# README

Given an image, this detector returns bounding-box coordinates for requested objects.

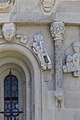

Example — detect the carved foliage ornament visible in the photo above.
[0,0,15,10]
[51,22,65,40]
[63,41,80,77]
[32,33,52,70]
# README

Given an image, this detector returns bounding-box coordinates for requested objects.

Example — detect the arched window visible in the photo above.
[4,75,19,120]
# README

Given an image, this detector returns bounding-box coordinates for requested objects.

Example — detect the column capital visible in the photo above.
[50,21,65,41]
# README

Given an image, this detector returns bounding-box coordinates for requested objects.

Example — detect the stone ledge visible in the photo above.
[0,12,55,23]
[56,12,80,25]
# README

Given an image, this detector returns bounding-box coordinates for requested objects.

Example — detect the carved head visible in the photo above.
[2,23,16,41]
[0,0,15,11]
[33,33,43,42]
[72,42,80,53]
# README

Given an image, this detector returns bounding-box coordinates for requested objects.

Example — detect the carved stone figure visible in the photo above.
[0,0,15,10]
[2,23,16,41]
[41,0,55,12]
[32,33,52,70]
[16,34,28,44]
[63,41,80,76]
[63,55,74,72]
[1,23,28,44]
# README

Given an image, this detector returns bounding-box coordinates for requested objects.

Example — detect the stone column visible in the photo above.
[50,22,65,104]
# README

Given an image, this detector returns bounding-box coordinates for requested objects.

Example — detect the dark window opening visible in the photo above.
[4,75,19,120]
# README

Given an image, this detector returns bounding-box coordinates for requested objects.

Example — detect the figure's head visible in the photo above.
[33,33,43,42]
[72,42,80,53]
[2,23,16,41]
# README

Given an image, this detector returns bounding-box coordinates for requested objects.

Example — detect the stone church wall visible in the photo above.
[0,0,80,120]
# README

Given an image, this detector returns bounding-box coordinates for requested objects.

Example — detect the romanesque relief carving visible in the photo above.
[32,33,52,70]
[54,88,63,105]
[16,34,28,44]
[51,22,65,105]
[41,0,55,12]
[2,23,16,42]
[63,41,80,77]
[1,23,28,44]
[0,0,15,11]
[51,22,65,41]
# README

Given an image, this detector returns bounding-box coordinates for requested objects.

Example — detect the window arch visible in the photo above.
[4,75,19,120]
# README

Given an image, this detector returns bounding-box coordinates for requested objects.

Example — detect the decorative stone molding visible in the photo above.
[0,0,15,11]
[41,0,55,13]
[50,22,65,104]
[54,88,63,101]
[63,41,80,77]
[32,33,52,70]
[2,23,16,42]
[1,23,28,45]
[16,34,28,44]
[51,22,65,41]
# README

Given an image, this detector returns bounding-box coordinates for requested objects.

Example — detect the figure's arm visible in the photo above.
[32,43,38,54]
[33,47,38,54]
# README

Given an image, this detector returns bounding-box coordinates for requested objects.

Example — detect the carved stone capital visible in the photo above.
[51,22,65,41]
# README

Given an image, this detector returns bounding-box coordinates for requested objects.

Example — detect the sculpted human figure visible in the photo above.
[1,23,28,44]
[32,33,52,70]
[63,55,74,72]
[2,23,16,41]
[72,42,80,69]
[63,41,80,76]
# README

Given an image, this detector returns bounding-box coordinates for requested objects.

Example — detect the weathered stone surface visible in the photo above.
[56,109,80,120]
[0,1,80,120]
[63,41,80,77]
[51,22,65,102]
[2,23,16,41]
[32,33,52,70]
[41,0,55,13]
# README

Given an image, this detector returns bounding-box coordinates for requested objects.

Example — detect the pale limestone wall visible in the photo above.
[0,0,80,120]
[55,1,80,119]
[58,25,80,120]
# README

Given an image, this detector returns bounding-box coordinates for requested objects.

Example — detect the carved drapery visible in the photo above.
[51,22,65,103]
[32,33,52,70]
